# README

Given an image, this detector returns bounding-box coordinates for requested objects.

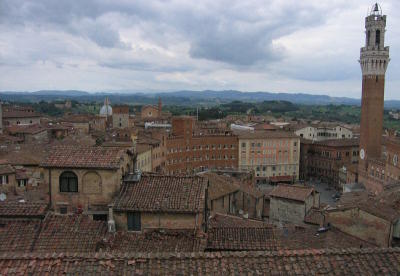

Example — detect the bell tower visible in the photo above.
[359,3,389,166]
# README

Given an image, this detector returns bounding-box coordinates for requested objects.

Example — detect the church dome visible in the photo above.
[99,97,112,116]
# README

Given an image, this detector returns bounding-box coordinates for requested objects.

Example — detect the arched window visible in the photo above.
[367,30,370,46]
[59,171,78,192]
[375,30,380,46]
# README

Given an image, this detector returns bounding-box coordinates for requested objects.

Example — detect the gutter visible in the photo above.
[48,168,52,208]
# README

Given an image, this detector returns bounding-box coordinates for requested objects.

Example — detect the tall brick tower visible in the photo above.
[359,3,389,168]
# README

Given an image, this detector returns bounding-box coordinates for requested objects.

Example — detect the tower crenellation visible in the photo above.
[360,3,390,76]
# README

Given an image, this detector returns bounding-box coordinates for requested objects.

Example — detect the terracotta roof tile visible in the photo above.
[0,202,48,218]
[0,219,41,253]
[2,106,41,119]
[209,213,272,228]
[33,214,107,253]
[40,146,127,169]
[5,124,47,135]
[113,174,206,213]
[0,248,398,274]
[0,164,15,175]
[202,172,263,199]
[269,184,315,202]
[207,226,373,251]
[104,230,206,253]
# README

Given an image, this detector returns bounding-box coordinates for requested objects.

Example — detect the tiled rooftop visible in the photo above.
[5,124,47,135]
[40,146,127,169]
[0,248,398,275]
[0,164,15,175]
[207,225,373,251]
[33,214,107,253]
[2,106,41,119]
[202,172,263,200]
[113,174,206,213]
[0,202,48,218]
[209,213,272,228]
[335,188,400,222]
[269,184,315,202]
[0,219,40,253]
[104,230,206,253]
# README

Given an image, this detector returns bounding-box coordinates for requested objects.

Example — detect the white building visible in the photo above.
[295,125,353,141]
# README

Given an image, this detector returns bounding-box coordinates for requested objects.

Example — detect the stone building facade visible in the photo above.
[112,174,206,232]
[203,172,263,219]
[237,130,300,184]
[300,138,359,188]
[269,185,320,225]
[295,125,353,141]
[2,106,41,126]
[136,144,152,172]
[41,146,133,218]
[112,105,130,129]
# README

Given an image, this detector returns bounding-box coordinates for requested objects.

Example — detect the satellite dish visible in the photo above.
[0,193,6,201]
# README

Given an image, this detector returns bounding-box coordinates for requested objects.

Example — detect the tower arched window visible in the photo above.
[59,171,78,192]
[375,30,381,46]
[367,30,370,46]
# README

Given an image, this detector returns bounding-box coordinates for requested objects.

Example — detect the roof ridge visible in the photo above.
[1,247,399,260]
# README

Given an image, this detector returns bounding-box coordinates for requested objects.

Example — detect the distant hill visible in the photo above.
[1,89,400,109]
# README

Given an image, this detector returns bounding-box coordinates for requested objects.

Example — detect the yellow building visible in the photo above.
[136,144,152,172]
[41,145,134,219]
[236,130,300,185]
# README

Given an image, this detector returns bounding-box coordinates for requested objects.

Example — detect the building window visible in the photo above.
[0,175,9,185]
[375,30,380,46]
[93,214,108,221]
[59,206,68,214]
[18,179,27,187]
[59,171,78,192]
[127,212,141,231]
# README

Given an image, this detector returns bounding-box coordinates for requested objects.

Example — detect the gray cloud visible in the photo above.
[0,1,399,98]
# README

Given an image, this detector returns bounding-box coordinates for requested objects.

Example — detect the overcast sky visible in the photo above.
[0,1,399,99]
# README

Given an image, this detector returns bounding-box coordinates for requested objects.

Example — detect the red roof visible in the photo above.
[113,174,206,213]
[207,226,372,251]
[0,220,41,253]
[105,230,205,253]
[269,184,315,202]
[209,213,272,228]
[5,124,46,135]
[0,202,48,218]
[2,106,41,119]
[41,146,127,169]
[33,213,107,253]
[0,248,397,274]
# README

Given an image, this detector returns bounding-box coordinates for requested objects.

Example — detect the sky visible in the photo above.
[0,0,399,99]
